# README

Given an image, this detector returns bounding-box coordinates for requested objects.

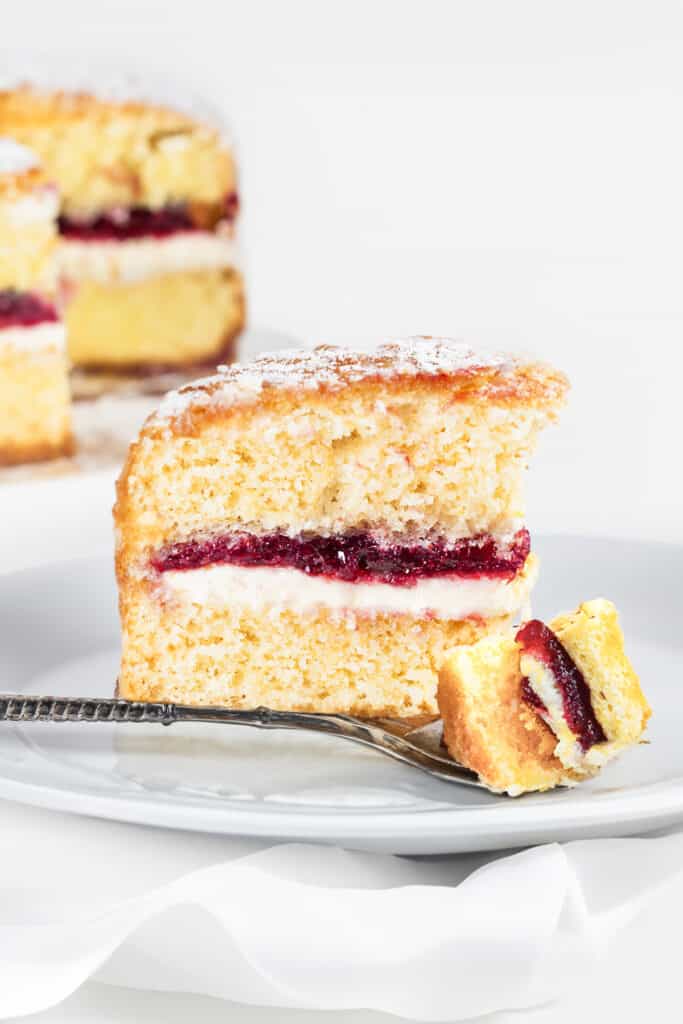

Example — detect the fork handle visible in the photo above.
[0,694,178,725]
[0,693,483,787]
[0,694,351,733]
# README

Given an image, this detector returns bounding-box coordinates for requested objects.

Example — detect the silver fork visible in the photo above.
[0,693,485,789]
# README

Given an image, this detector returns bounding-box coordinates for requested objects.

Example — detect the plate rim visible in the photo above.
[0,764,680,853]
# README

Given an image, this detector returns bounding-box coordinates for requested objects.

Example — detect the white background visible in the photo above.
[1,3,682,1023]
[4,0,682,543]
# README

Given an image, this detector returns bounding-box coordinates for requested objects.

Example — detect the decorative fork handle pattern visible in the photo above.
[0,695,441,762]
[0,695,314,729]
[0,695,397,740]
[0,695,178,725]
[0,693,483,787]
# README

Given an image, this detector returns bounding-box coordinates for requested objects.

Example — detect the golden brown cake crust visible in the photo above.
[144,339,569,440]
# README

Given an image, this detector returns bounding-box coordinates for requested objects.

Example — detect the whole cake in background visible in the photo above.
[115,337,567,717]
[0,138,72,465]
[0,86,244,378]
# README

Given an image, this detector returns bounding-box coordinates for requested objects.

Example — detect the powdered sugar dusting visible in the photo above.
[0,137,39,175]
[152,337,519,425]
[382,337,510,376]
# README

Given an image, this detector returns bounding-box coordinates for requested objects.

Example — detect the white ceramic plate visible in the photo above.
[0,535,679,854]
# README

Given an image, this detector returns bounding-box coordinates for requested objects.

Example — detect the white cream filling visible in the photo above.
[0,320,65,352]
[161,557,537,621]
[520,650,632,776]
[57,230,240,285]
[519,655,587,771]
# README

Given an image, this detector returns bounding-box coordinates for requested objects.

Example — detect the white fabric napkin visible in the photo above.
[1,802,683,1022]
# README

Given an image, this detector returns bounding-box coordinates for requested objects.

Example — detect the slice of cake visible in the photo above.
[115,338,567,717]
[0,138,72,465]
[0,86,244,375]
[438,599,650,794]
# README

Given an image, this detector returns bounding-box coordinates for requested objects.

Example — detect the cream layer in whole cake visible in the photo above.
[160,553,538,620]
[0,319,65,351]
[58,230,239,285]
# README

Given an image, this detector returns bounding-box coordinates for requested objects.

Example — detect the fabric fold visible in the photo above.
[1,835,683,1021]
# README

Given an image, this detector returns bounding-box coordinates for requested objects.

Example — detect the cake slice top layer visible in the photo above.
[152,338,568,429]
[0,87,236,218]
[116,338,568,566]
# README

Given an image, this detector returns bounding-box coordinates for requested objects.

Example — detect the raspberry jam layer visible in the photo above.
[59,205,195,241]
[58,192,239,242]
[0,290,59,328]
[517,619,606,751]
[153,528,530,586]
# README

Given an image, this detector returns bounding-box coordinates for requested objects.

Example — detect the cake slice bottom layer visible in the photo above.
[118,580,516,717]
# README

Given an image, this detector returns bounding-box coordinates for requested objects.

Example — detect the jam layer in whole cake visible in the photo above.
[58,192,239,241]
[516,619,607,751]
[0,290,59,328]
[153,528,531,585]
